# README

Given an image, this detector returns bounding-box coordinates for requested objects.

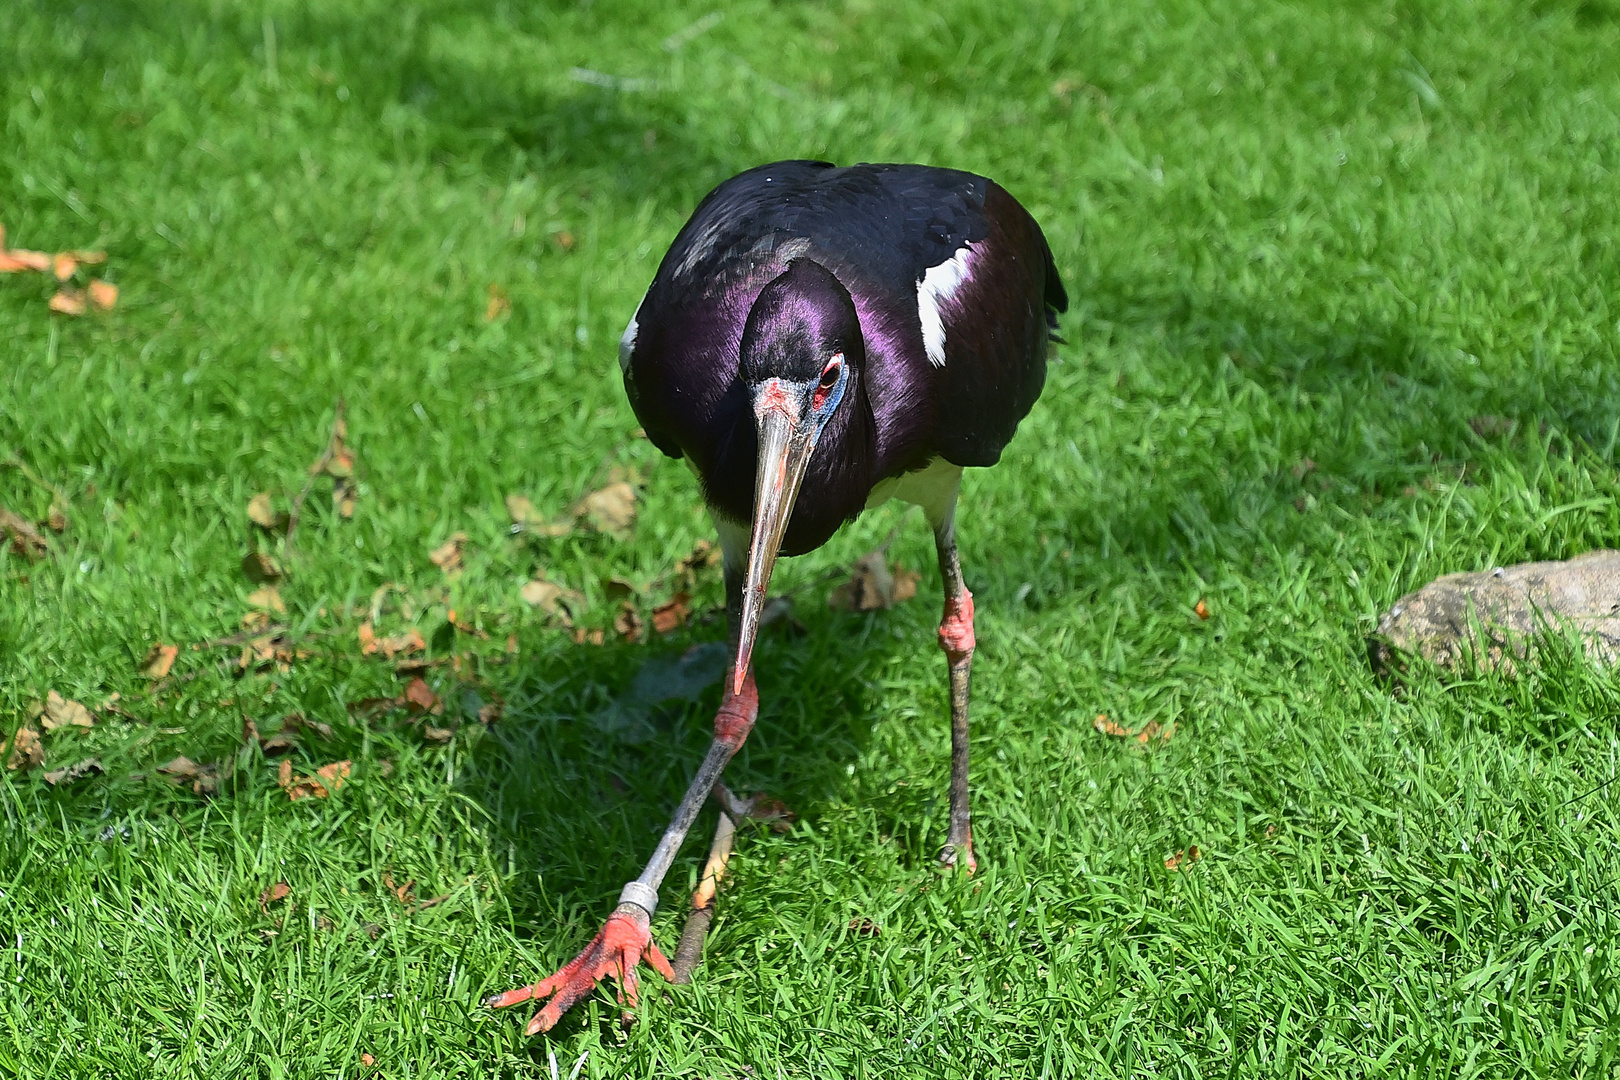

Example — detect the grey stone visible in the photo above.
[1370,550,1620,674]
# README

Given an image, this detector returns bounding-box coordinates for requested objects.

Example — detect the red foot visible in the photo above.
[714,670,758,747]
[485,904,674,1035]
[938,589,976,663]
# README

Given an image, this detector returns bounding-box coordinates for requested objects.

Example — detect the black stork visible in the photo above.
[488,160,1066,1034]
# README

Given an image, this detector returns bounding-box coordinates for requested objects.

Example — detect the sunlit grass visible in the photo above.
[3,0,1620,1075]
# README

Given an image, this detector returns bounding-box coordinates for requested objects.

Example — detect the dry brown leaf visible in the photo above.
[1092,714,1173,744]
[361,1053,376,1068]
[553,229,576,251]
[279,759,351,801]
[1165,846,1202,871]
[286,712,334,740]
[43,757,103,786]
[505,494,539,527]
[828,549,918,611]
[87,278,117,310]
[478,701,503,725]
[142,643,179,679]
[675,539,722,585]
[519,578,561,608]
[42,691,95,731]
[0,246,51,273]
[571,627,606,646]
[242,551,283,583]
[446,608,488,638]
[484,283,510,321]
[0,506,48,560]
[579,482,636,538]
[259,881,292,911]
[240,610,274,633]
[1194,599,1210,620]
[614,601,644,643]
[6,727,43,770]
[247,586,287,614]
[158,755,227,796]
[428,532,466,575]
[48,289,87,316]
[247,492,282,530]
[332,476,356,518]
[53,252,77,280]
[46,498,68,533]
[847,917,881,937]
[422,725,455,744]
[403,677,442,715]
[363,625,426,659]
[651,592,691,634]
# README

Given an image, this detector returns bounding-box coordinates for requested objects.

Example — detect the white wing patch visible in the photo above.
[916,245,974,367]
[618,297,645,374]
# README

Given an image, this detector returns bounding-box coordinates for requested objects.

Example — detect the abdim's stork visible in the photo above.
[489,160,1066,1033]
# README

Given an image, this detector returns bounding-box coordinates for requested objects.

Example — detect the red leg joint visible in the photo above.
[938,589,976,664]
[714,670,759,747]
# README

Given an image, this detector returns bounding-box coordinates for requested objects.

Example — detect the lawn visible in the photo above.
[4,0,1620,1075]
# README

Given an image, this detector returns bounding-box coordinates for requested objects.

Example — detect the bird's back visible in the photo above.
[624,162,1067,519]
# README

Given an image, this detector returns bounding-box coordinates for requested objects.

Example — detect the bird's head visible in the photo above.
[731,258,862,693]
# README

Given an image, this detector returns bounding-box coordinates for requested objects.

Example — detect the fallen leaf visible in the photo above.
[46,497,69,533]
[43,757,104,786]
[651,592,691,634]
[447,608,488,638]
[286,712,334,740]
[847,917,881,937]
[828,549,918,611]
[383,871,416,906]
[614,601,644,643]
[1165,846,1202,871]
[41,691,95,731]
[359,622,425,659]
[158,755,227,796]
[1291,458,1317,480]
[332,476,356,518]
[403,677,442,715]
[247,492,284,531]
[579,482,636,538]
[259,881,292,911]
[53,252,77,280]
[477,701,503,725]
[519,578,575,624]
[428,532,466,575]
[240,610,274,632]
[484,283,510,321]
[1194,599,1210,619]
[242,551,283,583]
[87,278,117,310]
[6,728,43,770]
[347,695,403,718]
[142,643,179,679]
[505,494,539,527]
[675,539,722,586]
[1092,714,1173,744]
[247,586,287,613]
[422,725,454,744]
[0,506,48,560]
[361,1053,375,1067]
[553,229,576,251]
[571,627,606,646]
[278,759,351,801]
[48,289,87,316]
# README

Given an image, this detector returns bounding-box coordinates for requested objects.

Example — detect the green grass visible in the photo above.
[4,0,1620,1075]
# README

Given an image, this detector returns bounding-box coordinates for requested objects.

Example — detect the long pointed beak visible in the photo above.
[733,380,816,695]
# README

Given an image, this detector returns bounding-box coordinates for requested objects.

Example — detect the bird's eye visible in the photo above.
[813,357,842,412]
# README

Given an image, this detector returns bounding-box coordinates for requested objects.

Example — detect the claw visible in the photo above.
[486,903,674,1035]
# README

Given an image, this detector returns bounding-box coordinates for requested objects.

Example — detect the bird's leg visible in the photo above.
[935,518,977,874]
[488,554,757,1034]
